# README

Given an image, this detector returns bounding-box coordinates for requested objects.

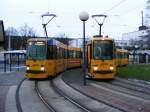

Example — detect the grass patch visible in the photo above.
[116,64,150,81]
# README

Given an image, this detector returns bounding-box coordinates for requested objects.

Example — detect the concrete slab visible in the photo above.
[19,80,49,112]
[5,86,17,112]
[38,81,83,112]
[53,75,121,112]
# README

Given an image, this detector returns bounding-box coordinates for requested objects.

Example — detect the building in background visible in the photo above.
[121,26,150,50]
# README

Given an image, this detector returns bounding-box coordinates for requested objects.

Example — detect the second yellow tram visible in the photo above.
[86,35,128,79]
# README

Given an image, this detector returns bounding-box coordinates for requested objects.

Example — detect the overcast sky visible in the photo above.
[0,0,147,39]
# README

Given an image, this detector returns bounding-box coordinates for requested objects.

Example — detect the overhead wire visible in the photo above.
[115,2,145,17]
[103,0,127,14]
[102,0,145,29]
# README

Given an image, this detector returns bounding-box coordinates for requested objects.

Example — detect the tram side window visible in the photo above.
[67,49,69,58]
[68,50,71,58]
[53,46,57,59]
[57,47,63,59]
[125,53,128,58]
[64,49,67,59]
[57,47,60,59]
[73,51,76,58]
[123,53,125,59]
[76,51,80,58]
[60,48,63,59]
[116,52,119,59]
[62,48,64,58]
[69,50,74,58]
[47,45,53,59]
[119,53,121,59]
[114,49,116,59]
[63,48,67,59]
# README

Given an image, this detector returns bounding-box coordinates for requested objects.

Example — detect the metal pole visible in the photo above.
[43,24,48,38]
[4,53,6,72]
[99,24,102,36]
[9,53,11,71]
[17,53,19,71]
[8,35,11,50]
[83,21,86,86]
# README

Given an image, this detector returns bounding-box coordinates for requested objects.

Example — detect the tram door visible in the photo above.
[87,44,92,73]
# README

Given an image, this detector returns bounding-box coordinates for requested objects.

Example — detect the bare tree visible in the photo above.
[18,23,37,37]
[5,27,18,36]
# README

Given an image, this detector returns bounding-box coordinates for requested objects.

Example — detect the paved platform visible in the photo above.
[5,86,17,112]
[0,71,25,112]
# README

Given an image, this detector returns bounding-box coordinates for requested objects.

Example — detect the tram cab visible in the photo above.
[86,35,116,79]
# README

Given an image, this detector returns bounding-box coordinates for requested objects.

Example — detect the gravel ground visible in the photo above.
[0,70,25,112]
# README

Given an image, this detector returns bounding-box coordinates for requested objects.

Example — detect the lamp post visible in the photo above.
[41,12,56,38]
[133,45,139,64]
[79,11,89,86]
[92,14,107,36]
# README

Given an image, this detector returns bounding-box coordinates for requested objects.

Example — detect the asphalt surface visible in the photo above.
[62,68,92,86]
[62,68,84,85]
[0,68,25,112]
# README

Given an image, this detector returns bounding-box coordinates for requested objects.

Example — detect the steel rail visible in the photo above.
[110,80,150,95]
[35,81,57,112]
[51,81,91,112]
[16,78,26,112]
[62,75,125,112]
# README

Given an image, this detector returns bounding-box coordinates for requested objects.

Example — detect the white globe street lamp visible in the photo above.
[79,11,89,86]
[79,12,89,21]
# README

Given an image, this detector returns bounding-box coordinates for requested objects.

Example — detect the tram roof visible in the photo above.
[87,36,114,44]
[1,50,26,54]
[91,35,113,41]
[27,38,64,46]
[27,38,49,41]
[116,49,128,53]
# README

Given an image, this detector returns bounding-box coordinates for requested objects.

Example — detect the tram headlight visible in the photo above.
[40,66,45,71]
[26,66,30,70]
[109,66,114,70]
[93,66,98,71]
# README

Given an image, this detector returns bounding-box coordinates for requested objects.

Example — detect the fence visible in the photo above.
[129,53,150,64]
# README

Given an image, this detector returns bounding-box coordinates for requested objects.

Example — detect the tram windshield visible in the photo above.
[26,41,46,60]
[93,40,113,60]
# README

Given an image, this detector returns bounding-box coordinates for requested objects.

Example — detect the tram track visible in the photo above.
[57,74,122,112]
[16,78,26,112]
[15,69,150,112]
[66,80,150,112]
[110,77,150,95]
[87,79,150,112]
[93,81,150,100]
[15,79,52,112]
[62,78,125,112]
[51,80,91,112]
[35,81,56,112]
[35,80,90,112]
[62,69,150,112]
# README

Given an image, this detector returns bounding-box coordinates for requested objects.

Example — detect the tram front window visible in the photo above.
[26,41,46,60]
[94,40,113,60]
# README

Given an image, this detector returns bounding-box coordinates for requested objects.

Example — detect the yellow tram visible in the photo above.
[116,49,129,67]
[86,35,128,79]
[25,38,82,79]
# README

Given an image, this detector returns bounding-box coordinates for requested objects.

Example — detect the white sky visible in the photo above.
[0,0,146,39]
